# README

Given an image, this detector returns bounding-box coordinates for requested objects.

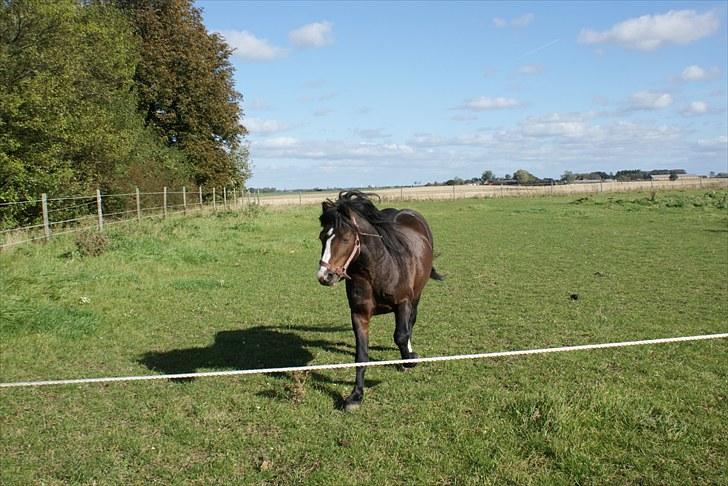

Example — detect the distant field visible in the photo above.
[1,189,727,484]
[257,178,728,206]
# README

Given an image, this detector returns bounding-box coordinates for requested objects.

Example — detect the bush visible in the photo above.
[75,230,109,257]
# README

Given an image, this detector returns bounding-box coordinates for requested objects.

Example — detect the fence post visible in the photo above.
[183,186,187,215]
[163,186,168,218]
[223,187,228,210]
[232,188,236,209]
[401,187,404,200]
[96,188,104,231]
[257,189,261,205]
[199,186,203,209]
[213,188,217,212]
[299,193,302,205]
[135,188,141,221]
[41,193,51,240]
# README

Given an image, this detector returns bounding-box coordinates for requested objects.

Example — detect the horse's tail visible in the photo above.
[430,267,445,282]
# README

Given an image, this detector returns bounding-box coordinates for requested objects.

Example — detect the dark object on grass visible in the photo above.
[316,191,443,411]
[570,293,579,301]
[75,230,109,257]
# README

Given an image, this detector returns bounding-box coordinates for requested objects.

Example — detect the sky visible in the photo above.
[198,1,728,190]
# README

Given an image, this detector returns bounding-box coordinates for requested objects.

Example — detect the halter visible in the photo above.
[319,215,381,280]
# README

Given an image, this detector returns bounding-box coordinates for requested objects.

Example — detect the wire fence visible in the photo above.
[2,178,726,249]
[1,186,262,249]
[255,178,728,206]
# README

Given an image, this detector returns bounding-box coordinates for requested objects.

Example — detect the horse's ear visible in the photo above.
[322,199,335,212]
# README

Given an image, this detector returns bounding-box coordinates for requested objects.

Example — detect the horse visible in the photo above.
[317,191,443,410]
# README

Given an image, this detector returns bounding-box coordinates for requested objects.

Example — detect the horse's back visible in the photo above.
[392,209,434,248]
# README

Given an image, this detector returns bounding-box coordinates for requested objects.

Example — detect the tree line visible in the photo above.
[427,168,696,187]
[1,0,249,226]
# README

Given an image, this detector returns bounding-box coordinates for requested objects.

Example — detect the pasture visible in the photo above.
[1,189,727,485]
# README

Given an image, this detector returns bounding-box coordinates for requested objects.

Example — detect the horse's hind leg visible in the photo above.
[394,300,419,368]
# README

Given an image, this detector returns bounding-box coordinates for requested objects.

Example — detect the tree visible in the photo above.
[513,169,538,185]
[561,171,576,183]
[118,0,249,188]
[0,0,187,226]
[481,170,495,183]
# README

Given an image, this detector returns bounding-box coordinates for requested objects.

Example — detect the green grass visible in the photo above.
[1,189,727,485]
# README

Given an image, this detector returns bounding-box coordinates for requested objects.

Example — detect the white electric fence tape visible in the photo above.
[1,333,726,389]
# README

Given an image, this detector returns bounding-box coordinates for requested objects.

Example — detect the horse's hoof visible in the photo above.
[402,353,419,368]
[343,394,362,412]
[344,400,361,412]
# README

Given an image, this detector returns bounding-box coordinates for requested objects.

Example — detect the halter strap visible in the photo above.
[319,215,381,279]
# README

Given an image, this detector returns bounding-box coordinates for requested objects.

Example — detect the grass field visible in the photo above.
[1,189,727,485]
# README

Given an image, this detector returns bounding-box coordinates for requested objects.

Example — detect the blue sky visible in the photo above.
[198,1,728,189]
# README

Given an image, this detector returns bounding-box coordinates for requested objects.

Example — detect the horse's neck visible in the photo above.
[355,222,399,282]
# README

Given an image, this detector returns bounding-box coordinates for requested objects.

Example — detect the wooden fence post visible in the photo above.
[213,188,217,212]
[135,188,141,221]
[41,193,51,240]
[183,186,187,215]
[257,189,261,205]
[232,188,237,209]
[223,187,228,210]
[199,186,203,209]
[96,189,104,231]
[163,186,168,218]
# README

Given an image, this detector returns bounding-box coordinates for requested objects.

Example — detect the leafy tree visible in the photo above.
[513,169,538,185]
[0,0,187,226]
[481,170,494,183]
[561,171,576,183]
[117,0,249,188]
[615,169,648,181]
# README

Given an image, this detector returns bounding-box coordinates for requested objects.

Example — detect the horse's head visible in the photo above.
[317,201,360,286]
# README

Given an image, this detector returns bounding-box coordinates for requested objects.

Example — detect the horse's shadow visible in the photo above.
[138,325,383,408]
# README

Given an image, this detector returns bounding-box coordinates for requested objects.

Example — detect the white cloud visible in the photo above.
[289,21,334,48]
[355,128,391,139]
[695,135,727,149]
[630,90,673,110]
[217,30,287,61]
[520,113,590,138]
[578,10,719,51]
[681,101,709,116]
[247,112,726,189]
[517,64,543,76]
[244,117,290,135]
[460,96,522,111]
[494,13,534,28]
[254,137,299,149]
[512,13,535,28]
[680,65,720,81]
[246,98,271,111]
[313,108,334,117]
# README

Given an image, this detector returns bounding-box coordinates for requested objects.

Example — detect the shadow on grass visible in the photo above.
[139,325,383,409]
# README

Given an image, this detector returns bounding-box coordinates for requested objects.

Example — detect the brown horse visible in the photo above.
[317,191,443,410]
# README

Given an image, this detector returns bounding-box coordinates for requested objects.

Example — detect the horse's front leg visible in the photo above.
[344,311,370,411]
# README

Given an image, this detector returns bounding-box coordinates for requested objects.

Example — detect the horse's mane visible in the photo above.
[320,191,410,264]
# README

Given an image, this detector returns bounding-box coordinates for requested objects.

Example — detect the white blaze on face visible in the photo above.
[317,228,335,279]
